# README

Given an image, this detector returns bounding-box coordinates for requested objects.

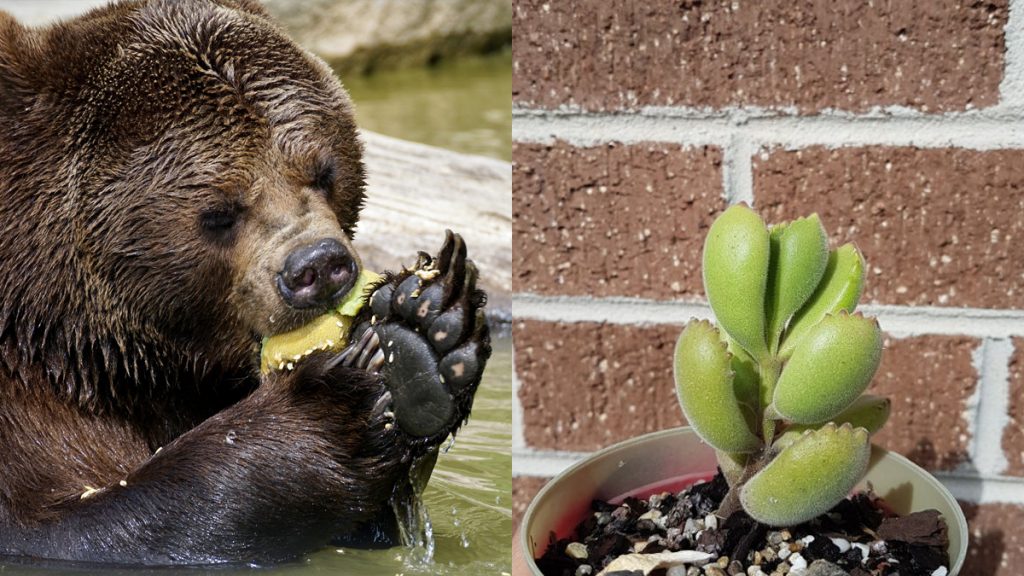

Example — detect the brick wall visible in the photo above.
[511,1,1024,573]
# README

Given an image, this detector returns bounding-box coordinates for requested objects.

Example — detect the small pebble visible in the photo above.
[727,560,744,575]
[805,560,848,576]
[574,565,593,576]
[850,543,869,563]
[747,566,762,576]
[638,509,662,521]
[667,566,687,576]
[648,493,666,508]
[717,555,730,568]
[789,552,808,572]
[778,546,791,560]
[829,538,851,553]
[798,535,815,546]
[687,568,702,576]
[780,530,792,541]
[704,566,727,576]
[565,542,588,560]
[931,568,948,576]
[704,513,719,530]
[768,531,785,546]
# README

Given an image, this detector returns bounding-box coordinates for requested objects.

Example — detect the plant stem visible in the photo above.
[758,356,781,443]
[716,450,769,520]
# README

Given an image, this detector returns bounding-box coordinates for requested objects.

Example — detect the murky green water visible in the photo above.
[339,52,512,162]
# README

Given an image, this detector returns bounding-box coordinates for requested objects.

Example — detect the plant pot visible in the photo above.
[513,426,968,576]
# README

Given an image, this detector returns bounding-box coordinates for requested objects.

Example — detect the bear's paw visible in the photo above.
[336,231,490,446]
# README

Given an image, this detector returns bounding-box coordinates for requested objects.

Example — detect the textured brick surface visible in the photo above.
[513,475,549,531]
[961,502,1024,575]
[515,320,685,451]
[513,141,723,299]
[757,147,1024,310]
[513,0,1007,112]
[870,335,979,471]
[1003,337,1024,476]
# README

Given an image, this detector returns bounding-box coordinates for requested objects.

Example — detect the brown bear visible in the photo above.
[0,0,489,565]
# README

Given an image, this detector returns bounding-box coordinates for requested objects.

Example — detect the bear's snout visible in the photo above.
[277,238,358,310]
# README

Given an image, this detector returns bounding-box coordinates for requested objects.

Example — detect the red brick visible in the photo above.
[515,320,686,451]
[871,335,979,471]
[1002,337,1024,475]
[513,475,550,531]
[756,147,1024,309]
[960,502,1024,575]
[513,0,1006,112]
[513,141,723,299]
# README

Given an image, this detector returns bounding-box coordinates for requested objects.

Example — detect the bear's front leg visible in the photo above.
[2,361,407,565]
[2,233,488,566]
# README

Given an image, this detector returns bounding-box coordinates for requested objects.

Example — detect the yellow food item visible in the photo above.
[260,270,382,373]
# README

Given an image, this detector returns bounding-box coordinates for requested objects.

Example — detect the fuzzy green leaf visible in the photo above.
[766,215,829,350]
[779,244,865,360]
[674,321,761,454]
[773,395,890,451]
[740,423,871,526]
[727,338,761,427]
[703,204,770,360]
[772,312,882,424]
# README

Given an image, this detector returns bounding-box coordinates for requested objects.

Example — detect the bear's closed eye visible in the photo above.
[199,208,240,236]
[312,157,337,194]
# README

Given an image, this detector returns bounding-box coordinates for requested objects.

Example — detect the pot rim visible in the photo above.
[519,426,968,575]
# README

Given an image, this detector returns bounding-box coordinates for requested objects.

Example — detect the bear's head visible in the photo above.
[0,0,369,407]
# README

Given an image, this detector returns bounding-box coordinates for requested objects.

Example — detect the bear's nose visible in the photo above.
[278,238,358,309]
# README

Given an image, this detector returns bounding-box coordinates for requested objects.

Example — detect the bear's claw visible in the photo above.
[347,231,490,446]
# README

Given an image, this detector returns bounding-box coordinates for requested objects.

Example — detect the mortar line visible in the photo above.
[971,338,1013,476]
[511,447,1024,505]
[1002,0,1024,108]
[512,356,526,450]
[964,340,989,476]
[513,293,1024,338]
[723,134,754,205]
[512,111,1024,150]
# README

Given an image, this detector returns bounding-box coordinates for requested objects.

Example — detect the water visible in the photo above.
[0,340,513,576]
[340,52,513,162]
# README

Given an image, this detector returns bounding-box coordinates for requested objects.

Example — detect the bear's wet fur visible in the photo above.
[0,0,486,565]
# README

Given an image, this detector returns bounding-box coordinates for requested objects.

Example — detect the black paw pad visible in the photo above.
[370,283,394,319]
[374,324,454,438]
[439,342,482,395]
[366,231,490,443]
[427,306,464,354]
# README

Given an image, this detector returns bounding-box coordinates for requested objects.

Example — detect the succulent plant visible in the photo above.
[674,204,887,526]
